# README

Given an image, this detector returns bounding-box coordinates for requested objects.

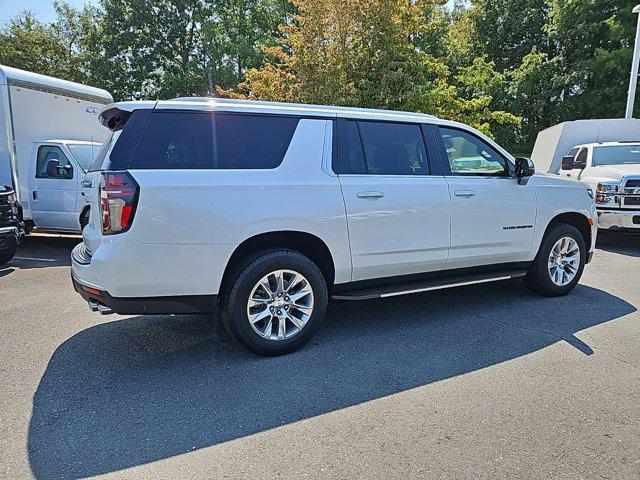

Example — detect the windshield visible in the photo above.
[67,143,102,172]
[592,145,640,166]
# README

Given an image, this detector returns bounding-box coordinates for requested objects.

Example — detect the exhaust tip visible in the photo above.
[88,299,113,315]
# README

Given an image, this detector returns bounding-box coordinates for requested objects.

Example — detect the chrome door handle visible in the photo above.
[357,191,385,199]
[454,190,476,198]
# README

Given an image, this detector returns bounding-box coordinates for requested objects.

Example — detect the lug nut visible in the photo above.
[277,310,282,315]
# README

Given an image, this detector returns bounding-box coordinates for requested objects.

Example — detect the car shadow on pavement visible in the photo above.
[4,234,80,271]
[596,232,639,258]
[28,281,635,479]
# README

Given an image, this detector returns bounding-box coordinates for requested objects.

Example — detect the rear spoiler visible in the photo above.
[98,101,157,131]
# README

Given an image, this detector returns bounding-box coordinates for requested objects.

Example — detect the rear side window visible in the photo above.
[358,121,429,175]
[128,112,299,170]
[335,119,431,175]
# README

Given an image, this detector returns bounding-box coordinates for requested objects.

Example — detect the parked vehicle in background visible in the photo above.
[560,142,640,232]
[0,185,23,265]
[531,118,640,174]
[0,65,113,234]
[72,98,597,356]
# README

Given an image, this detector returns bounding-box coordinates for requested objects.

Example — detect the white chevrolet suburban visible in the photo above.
[559,142,640,231]
[72,98,598,355]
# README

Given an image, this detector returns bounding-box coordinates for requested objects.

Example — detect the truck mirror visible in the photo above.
[46,159,61,177]
[561,155,575,170]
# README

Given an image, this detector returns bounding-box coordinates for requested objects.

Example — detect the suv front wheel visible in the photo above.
[524,223,586,296]
[220,249,329,356]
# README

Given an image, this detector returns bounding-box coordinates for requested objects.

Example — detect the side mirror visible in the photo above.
[45,159,72,178]
[561,155,575,170]
[515,157,535,183]
[46,159,61,177]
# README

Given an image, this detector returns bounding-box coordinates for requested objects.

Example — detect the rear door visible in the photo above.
[434,125,537,269]
[30,143,79,230]
[337,119,451,282]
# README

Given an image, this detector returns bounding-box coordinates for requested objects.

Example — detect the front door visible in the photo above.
[434,126,537,269]
[336,119,451,282]
[31,144,79,230]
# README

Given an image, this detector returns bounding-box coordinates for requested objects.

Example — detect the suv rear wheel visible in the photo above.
[220,249,328,356]
[524,224,586,296]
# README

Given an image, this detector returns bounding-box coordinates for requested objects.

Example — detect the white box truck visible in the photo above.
[531,118,640,174]
[531,118,640,232]
[0,65,113,233]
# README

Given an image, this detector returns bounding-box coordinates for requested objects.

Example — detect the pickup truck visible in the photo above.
[560,142,640,231]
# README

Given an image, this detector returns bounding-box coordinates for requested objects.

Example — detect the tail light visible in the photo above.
[100,172,139,235]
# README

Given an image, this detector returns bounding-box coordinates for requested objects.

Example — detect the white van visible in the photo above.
[0,65,113,233]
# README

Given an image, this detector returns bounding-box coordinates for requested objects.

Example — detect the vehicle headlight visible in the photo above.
[7,193,15,204]
[596,183,618,193]
[595,182,619,205]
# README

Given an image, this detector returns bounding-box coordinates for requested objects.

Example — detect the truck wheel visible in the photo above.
[524,224,586,297]
[0,247,17,266]
[220,249,328,356]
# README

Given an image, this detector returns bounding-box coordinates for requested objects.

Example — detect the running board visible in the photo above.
[332,270,527,301]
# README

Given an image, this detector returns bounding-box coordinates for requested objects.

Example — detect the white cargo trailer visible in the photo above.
[0,65,113,233]
[531,118,640,174]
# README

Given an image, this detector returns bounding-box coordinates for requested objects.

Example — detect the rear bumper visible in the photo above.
[72,272,217,315]
[597,209,640,231]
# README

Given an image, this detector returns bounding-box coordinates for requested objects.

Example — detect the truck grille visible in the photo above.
[0,192,14,225]
[621,177,640,209]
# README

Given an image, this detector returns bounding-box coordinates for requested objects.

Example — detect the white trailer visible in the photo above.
[531,118,640,174]
[0,65,112,232]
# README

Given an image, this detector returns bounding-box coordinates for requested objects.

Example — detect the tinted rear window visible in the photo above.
[128,112,299,170]
[358,121,429,175]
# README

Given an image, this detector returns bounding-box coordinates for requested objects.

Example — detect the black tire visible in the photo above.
[0,247,17,266]
[219,249,329,356]
[524,223,586,297]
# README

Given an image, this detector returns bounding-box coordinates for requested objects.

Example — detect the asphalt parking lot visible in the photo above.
[1,233,639,479]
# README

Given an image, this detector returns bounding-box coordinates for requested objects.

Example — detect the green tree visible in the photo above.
[547,0,640,120]
[93,0,288,100]
[0,2,103,87]
[226,0,518,136]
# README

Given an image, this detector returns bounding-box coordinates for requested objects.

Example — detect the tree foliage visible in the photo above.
[225,0,518,135]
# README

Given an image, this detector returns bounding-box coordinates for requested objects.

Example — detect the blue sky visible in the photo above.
[1,0,97,23]
[1,0,459,24]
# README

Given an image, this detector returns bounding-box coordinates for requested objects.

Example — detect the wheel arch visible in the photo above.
[220,230,336,293]
[544,212,592,251]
